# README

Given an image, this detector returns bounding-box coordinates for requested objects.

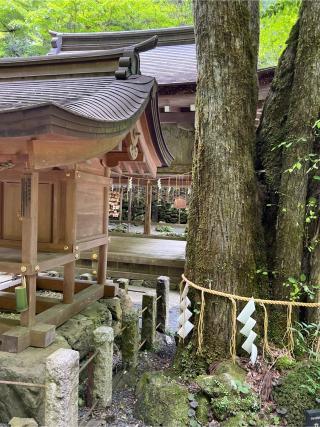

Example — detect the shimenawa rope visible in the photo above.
[181,274,320,360]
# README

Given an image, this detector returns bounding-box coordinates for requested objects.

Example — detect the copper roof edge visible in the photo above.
[0,36,158,66]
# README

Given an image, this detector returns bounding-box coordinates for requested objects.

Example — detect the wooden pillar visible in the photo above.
[20,171,39,327]
[119,186,123,224]
[97,168,110,285]
[144,182,152,236]
[63,176,77,304]
[127,187,132,233]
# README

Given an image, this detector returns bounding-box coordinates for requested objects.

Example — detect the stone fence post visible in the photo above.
[121,311,139,368]
[141,293,156,349]
[45,348,79,427]
[93,326,114,407]
[156,276,170,332]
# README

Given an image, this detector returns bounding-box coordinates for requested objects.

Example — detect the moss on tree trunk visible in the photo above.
[257,0,320,340]
[186,0,260,360]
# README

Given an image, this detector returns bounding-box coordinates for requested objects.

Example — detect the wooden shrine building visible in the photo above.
[0,36,173,352]
[49,26,275,175]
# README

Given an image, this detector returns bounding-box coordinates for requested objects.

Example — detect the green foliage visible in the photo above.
[275,355,297,371]
[283,274,320,301]
[155,224,175,233]
[0,0,193,57]
[292,321,320,359]
[259,0,300,68]
[0,0,300,69]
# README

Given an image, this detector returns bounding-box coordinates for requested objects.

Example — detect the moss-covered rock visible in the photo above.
[135,372,189,426]
[196,361,259,423]
[196,360,248,396]
[195,394,210,425]
[273,360,320,427]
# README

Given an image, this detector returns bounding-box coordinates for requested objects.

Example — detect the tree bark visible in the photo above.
[257,0,320,338]
[185,0,260,360]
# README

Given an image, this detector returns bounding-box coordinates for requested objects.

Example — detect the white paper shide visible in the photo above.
[178,284,194,339]
[237,298,258,364]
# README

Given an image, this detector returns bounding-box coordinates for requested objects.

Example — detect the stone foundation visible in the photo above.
[0,296,127,424]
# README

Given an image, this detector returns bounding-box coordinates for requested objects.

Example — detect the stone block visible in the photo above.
[141,294,156,349]
[30,323,55,348]
[121,311,139,369]
[9,418,38,427]
[93,326,114,407]
[100,297,122,321]
[156,276,170,332]
[45,348,79,427]
[115,278,129,292]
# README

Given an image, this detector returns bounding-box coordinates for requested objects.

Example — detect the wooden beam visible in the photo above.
[144,182,152,236]
[36,284,105,327]
[0,291,60,313]
[77,235,108,252]
[105,151,144,167]
[20,171,38,327]
[160,111,195,124]
[97,169,110,285]
[36,276,118,298]
[63,176,77,304]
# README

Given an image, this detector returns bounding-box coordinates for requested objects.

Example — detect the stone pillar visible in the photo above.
[156,276,170,333]
[116,278,129,293]
[93,326,114,407]
[121,311,139,368]
[141,294,156,349]
[45,348,79,427]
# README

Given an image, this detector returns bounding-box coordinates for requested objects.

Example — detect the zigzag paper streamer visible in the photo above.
[178,284,194,339]
[237,298,258,364]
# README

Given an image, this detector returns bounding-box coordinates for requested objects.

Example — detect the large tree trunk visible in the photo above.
[257,0,320,339]
[185,0,260,360]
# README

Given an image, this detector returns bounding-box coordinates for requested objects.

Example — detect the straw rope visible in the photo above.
[182,274,320,360]
[260,303,273,360]
[182,274,320,308]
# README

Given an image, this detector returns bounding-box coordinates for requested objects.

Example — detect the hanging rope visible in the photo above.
[260,302,273,360]
[197,290,205,354]
[229,297,237,363]
[182,274,320,361]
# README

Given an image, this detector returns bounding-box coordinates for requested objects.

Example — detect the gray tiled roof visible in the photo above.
[0,75,154,122]
[140,44,196,85]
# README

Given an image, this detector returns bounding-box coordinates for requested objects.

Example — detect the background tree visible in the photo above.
[257,0,320,338]
[0,0,193,57]
[0,0,299,61]
[185,0,261,361]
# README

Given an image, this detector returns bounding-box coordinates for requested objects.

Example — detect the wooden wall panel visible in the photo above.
[2,181,53,243]
[3,182,21,240]
[76,182,104,240]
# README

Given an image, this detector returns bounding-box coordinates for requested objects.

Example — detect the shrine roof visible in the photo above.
[49,26,275,86]
[0,37,173,167]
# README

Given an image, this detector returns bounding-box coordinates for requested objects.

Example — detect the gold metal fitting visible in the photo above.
[92,253,98,260]
[92,270,97,275]
[20,265,27,273]
[64,245,69,251]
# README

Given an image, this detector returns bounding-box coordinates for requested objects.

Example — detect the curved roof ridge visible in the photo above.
[50,26,195,53]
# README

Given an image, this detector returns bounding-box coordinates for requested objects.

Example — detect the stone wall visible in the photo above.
[0,294,128,424]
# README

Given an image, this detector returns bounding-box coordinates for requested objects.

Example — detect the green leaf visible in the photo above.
[300,273,306,282]
[288,277,297,284]
[313,176,320,180]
